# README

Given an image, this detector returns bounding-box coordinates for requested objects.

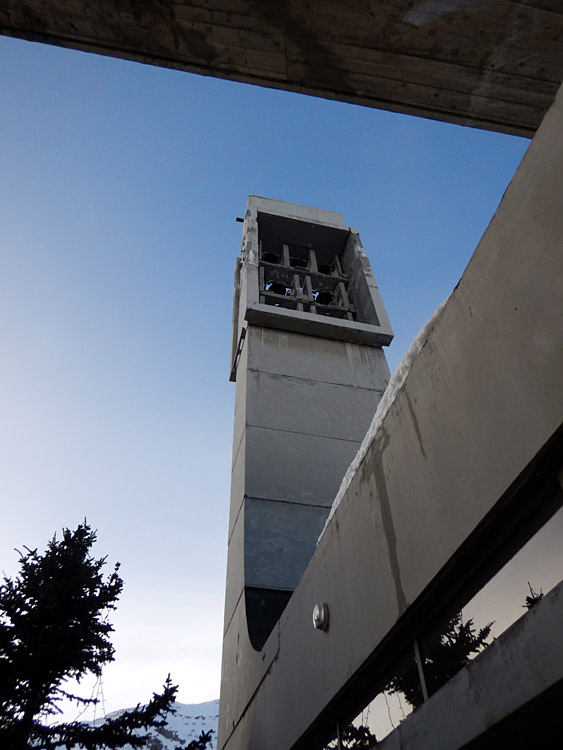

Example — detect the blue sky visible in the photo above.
[0,35,529,716]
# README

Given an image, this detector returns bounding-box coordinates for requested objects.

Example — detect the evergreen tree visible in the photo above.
[0,523,210,749]
[325,723,377,748]
[386,612,493,709]
[325,585,543,747]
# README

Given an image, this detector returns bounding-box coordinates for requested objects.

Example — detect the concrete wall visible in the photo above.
[2,2,563,136]
[218,77,563,750]
[225,328,390,626]
[225,327,390,645]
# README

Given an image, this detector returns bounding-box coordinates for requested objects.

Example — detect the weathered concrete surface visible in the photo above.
[244,498,329,590]
[2,1,563,136]
[379,580,563,750]
[236,425,362,506]
[218,77,563,750]
[245,327,391,390]
[220,591,280,744]
[244,370,386,442]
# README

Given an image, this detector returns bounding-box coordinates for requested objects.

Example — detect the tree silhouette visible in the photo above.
[325,583,546,747]
[386,612,493,709]
[523,582,543,610]
[325,722,378,749]
[0,523,210,749]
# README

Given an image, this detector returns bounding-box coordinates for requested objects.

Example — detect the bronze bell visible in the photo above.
[316,290,334,305]
[290,257,308,269]
[271,282,287,296]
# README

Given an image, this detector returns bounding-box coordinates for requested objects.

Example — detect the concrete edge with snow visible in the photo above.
[318,294,451,542]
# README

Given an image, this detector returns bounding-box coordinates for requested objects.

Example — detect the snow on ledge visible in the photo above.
[318,295,450,543]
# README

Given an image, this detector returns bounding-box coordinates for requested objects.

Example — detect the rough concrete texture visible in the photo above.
[244,370,385,442]
[244,499,330,590]
[246,327,391,390]
[239,424,361,507]
[218,79,563,750]
[2,2,563,135]
[250,198,347,232]
[222,506,243,635]
[220,592,280,742]
[228,329,389,542]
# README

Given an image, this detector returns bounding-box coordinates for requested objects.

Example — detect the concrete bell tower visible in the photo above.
[222,197,393,664]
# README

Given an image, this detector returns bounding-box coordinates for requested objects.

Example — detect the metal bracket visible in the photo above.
[229,326,247,382]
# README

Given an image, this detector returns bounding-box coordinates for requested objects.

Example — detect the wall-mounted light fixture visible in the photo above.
[313,602,329,631]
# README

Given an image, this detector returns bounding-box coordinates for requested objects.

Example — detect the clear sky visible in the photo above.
[0,34,529,718]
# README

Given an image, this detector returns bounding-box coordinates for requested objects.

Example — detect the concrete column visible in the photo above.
[223,197,393,651]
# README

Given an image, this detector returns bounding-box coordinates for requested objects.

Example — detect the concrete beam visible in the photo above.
[2,1,563,136]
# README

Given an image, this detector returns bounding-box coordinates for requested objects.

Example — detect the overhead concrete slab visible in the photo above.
[2,2,562,135]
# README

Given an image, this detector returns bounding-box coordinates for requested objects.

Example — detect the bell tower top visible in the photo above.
[230,196,393,381]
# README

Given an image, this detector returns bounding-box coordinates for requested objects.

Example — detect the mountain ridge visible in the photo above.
[100,699,219,750]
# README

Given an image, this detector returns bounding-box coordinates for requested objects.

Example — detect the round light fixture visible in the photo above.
[313,602,329,631]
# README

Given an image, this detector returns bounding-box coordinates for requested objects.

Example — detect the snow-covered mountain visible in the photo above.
[106,699,219,750]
